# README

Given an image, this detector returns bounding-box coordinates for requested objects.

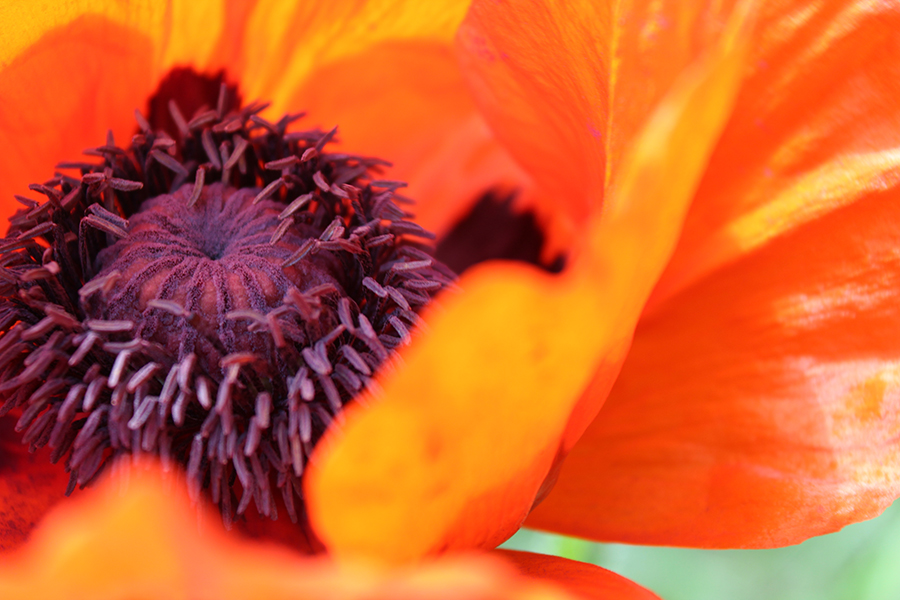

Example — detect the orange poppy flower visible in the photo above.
[1,0,898,597]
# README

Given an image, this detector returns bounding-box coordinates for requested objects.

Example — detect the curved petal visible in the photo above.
[0,0,228,224]
[0,418,70,551]
[305,0,750,563]
[0,17,154,224]
[599,0,741,184]
[287,40,531,236]
[501,550,660,600]
[0,0,225,71]
[0,460,582,600]
[236,0,471,112]
[529,185,900,547]
[455,0,610,235]
[455,0,741,243]
[647,0,900,311]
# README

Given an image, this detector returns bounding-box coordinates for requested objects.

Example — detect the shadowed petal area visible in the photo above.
[0,460,598,600]
[306,1,750,563]
[0,419,70,551]
[501,551,660,600]
[289,40,532,237]
[647,0,900,310]
[238,0,471,113]
[528,185,900,548]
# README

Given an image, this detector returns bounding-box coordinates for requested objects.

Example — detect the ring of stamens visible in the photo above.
[0,76,453,526]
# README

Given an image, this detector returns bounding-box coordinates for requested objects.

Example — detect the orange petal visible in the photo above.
[600,0,743,189]
[306,1,750,564]
[236,0,471,112]
[529,184,900,547]
[0,418,70,551]
[647,0,900,311]
[501,551,660,600]
[455,0,610,235]
[287,40,531,236]
[0,17,154,225]
[0,1,225,73]
[158,0,227,71]
[455,0,742,244]
[0,459,584,600]
[0,0,229,225]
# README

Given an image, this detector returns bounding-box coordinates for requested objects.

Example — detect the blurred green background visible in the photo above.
[502,499,900,600]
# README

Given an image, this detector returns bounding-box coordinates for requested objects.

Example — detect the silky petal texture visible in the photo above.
[501,551,660,600]
[455,0,740,242]
[455,0,610,238]
[237,0,471,113]
[529,184,900,547]
[288,40,532,236]
[600,0,751,196]
[526,0,900,547]
[648,0,900,310]
[0,461,591,600]
[0,0,227,228]
[306,1,750,564]
[0,419,70,551]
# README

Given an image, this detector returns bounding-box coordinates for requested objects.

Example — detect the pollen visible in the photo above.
[0,70,453,528]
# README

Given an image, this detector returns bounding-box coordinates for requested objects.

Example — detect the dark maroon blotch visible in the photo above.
[436,191,565,275]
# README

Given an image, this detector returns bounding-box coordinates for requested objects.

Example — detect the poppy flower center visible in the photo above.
[0,69,453,530]
[88,184,344,375]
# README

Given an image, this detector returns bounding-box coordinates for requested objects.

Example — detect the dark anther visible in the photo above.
[0,69,453,530]
[435,190,565,275]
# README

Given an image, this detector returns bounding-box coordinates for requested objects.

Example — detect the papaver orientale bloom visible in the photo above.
[2,0,900,598]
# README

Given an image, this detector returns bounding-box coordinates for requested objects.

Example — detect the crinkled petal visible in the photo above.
[306,0,750,563]
[529,184,900,547]
[287,40,531,236]
[0,460,588,600]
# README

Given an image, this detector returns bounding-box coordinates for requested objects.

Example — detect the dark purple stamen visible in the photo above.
[0,71,454,529]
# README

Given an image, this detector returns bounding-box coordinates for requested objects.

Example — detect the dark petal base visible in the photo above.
[436,190,565,275]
